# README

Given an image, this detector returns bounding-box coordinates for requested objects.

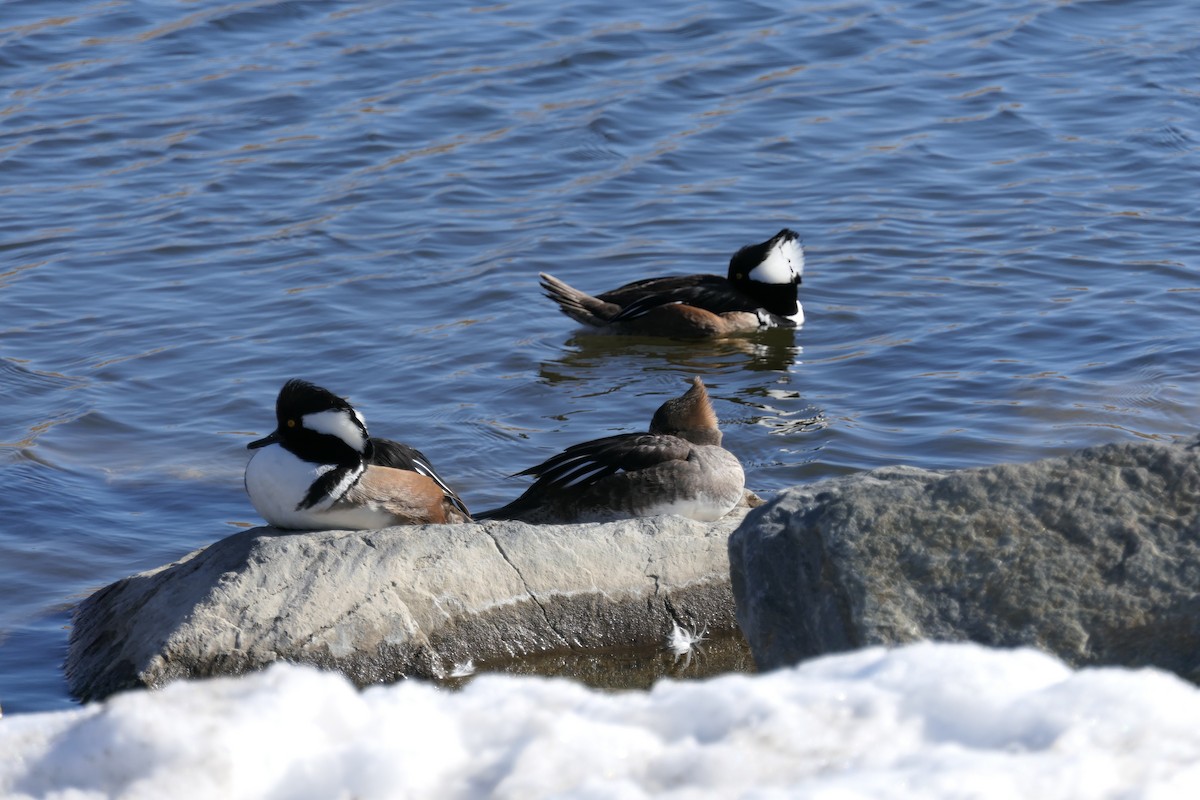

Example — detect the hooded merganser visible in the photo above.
[478,377,745,523]
[244,379,471,529]
[540,229,803,338]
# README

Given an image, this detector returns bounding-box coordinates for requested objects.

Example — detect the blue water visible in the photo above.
[2,0,1197,714]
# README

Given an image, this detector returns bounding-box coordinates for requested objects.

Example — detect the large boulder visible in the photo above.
[68,514,745,701]
[729,440,1200,679]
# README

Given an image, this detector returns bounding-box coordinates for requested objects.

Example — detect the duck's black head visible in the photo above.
[248,378,369,465]
[727,228,803,319]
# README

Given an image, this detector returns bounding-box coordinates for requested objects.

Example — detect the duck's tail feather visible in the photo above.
[539,273,618,327]
[474,494,536,522]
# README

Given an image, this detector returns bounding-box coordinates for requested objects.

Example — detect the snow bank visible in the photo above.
[4,642,1200,799]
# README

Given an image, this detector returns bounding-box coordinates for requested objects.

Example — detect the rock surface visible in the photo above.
[67,513,744,701]
[729,440,1200,679]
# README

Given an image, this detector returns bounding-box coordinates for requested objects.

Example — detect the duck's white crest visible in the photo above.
[303,408,368,453]
[748,236,803,285]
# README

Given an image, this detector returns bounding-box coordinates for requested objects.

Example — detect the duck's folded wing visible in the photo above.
[603,275,757,322]
[370,438,471,517]
[518,433,692,491]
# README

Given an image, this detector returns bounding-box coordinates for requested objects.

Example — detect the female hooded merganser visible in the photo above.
[244,379,471,529]
[539,229,803,338]
[478,377,745,524]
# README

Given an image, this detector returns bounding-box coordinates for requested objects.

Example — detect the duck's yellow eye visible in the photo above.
[287,419,296,428]
[736,272,744,280]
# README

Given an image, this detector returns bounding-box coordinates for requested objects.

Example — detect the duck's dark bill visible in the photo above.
[247,431,282,450]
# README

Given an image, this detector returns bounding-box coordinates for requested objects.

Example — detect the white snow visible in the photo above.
[3,642,1200,799]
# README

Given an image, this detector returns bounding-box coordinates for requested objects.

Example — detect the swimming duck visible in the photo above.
[539,228,803,337]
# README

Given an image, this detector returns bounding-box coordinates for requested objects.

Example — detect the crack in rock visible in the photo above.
[484,529,571,648]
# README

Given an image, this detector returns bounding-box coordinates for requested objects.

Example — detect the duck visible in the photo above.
[477,377,745,524]
[539,228,803,338]
[244,379,471,529]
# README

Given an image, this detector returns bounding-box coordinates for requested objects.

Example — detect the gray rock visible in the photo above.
[67,513,745,701]
[729,441,1200,679]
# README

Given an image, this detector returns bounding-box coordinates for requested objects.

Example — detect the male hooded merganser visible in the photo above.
[244,379,471,529]
[539,229,803,338]
[478,377,745,523]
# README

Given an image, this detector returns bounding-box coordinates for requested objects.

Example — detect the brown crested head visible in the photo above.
[649,376,722,445]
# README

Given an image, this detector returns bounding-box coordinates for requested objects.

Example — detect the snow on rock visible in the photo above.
[6,642,1200,798]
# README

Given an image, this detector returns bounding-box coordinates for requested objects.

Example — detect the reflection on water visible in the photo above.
[541,327,801,381]
[451,631,757,693]
[729,386,828,437]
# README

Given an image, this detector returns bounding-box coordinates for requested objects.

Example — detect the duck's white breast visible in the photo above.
[245,445,333,529]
